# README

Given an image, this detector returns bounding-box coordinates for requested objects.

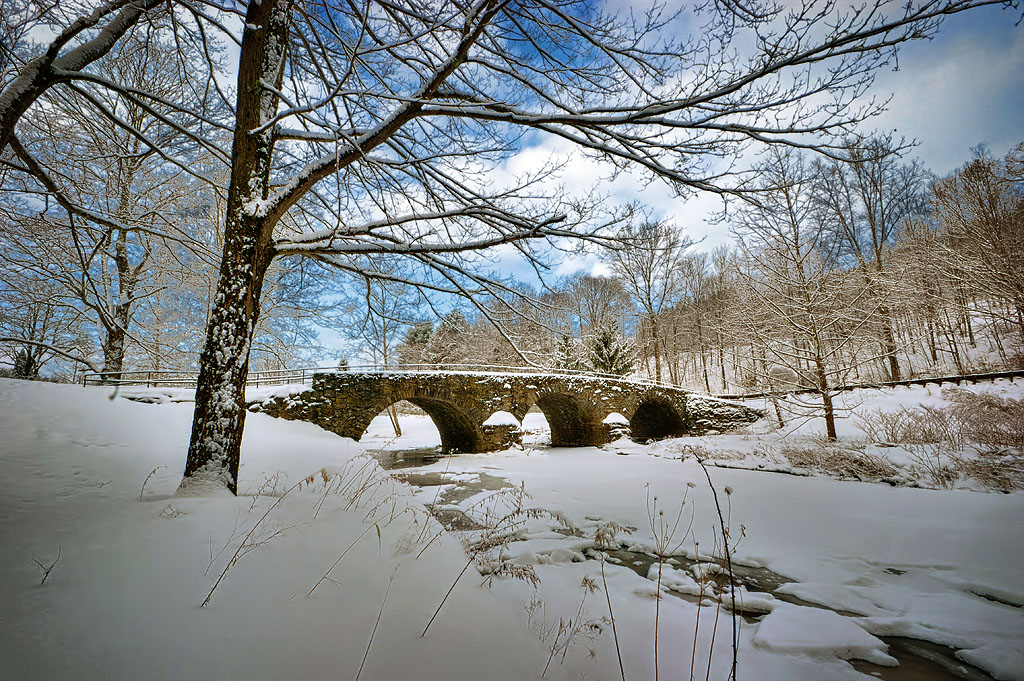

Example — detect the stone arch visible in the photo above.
[629,397,688,441]
[359,393,484,454]
[531,391,605,446]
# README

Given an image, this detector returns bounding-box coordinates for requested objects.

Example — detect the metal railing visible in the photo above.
[714,368,1024,400]
[80,363,694,391]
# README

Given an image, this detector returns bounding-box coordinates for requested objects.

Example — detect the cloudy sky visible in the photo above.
[520,2,1023,265]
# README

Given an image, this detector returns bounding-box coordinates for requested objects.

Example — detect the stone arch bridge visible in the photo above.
[249,370,761,453]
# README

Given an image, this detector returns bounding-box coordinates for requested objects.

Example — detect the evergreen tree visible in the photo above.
[12,349,38,379]
[397,322,433,366]
[427,311,469,365]
[588,325,635,376]
[555,334,587,372]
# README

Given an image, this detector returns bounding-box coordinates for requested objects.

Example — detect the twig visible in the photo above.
[697,460,739,681]
[691,540,701,681]
[601,557,626,681]
[139,465,166,501]
[655,558,663,681]
[355,564,399,681]
[415,452,453,544]
[32,545,61,585]
[202,480,301,607]
[422,555,475,637]
[308,523,380,597]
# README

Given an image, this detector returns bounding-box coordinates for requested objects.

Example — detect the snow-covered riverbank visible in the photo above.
[1,378,1021,680]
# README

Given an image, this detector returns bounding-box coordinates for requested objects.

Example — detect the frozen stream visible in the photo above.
[362,409,1022,681]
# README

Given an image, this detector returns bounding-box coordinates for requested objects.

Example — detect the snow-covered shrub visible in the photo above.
[780,441,899,481]
[950,448,1024,493]
[856,405,962,448]
[903,441,959,489]
[854,389,1024,490]
[944,388,1024,449]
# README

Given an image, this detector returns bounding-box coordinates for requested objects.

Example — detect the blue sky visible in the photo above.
[503,2,1023,271]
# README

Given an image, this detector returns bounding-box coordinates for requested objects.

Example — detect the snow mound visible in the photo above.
[753,604,897,666]
[602,412,629,425]
[646,563,706,596]
[0,378,552,681]
[483,410,521,427]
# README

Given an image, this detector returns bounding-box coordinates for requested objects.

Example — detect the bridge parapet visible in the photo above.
[248,370,761,453]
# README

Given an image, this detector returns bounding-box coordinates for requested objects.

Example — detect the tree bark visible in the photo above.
[181,0,290,494]
[879,304,901,381]
[650,316,662,382]
[814,356,837,441]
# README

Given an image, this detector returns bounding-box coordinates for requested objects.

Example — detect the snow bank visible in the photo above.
[0,379,555,681]
[398,402,1024,681]
[753,604,897,666]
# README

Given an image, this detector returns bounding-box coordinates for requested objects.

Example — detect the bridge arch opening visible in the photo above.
[531,392,603,447]
[362,401,440,449]
[363,397,482,454]
[630,398,688,441]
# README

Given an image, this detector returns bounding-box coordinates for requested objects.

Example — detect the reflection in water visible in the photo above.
[373,447,447,470]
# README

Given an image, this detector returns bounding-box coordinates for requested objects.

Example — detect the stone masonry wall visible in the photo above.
[248,371,762,453]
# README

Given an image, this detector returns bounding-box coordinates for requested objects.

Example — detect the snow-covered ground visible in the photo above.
[1,378,1021,680]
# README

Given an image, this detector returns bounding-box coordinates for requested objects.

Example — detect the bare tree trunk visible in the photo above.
[100,319,126,377]
[991,316,1007,362]
[650,316,663,382]
[182,213,273,492]
[879,305,901,381]
[182,0,289,493]
[927,316,939,363]
[939,308,966,374]
[814,356,837,441]
[959,285,975,347]
[388,404,402,437]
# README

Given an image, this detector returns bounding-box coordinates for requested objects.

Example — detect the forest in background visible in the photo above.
[3,139,1022,400]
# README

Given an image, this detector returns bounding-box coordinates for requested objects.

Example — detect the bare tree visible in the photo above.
[0,271,94,378]
[0,0,163,151]
[732,150,878,440]
[2,30,209,378]
[564,273,632,336]
[611,221,692,381]
[1,1,1009,492]
[815,135,929,380]
[931,144,1024,337]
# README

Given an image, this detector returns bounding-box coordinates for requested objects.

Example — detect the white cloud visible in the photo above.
[870,14,1023,174]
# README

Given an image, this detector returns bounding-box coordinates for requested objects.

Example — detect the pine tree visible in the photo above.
[555,334,587,372]
[427,311,469,365]
[397,322,433,366]
[588,325,635,376]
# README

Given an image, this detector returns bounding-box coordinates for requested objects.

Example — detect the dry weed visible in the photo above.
[781,441,899,480]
